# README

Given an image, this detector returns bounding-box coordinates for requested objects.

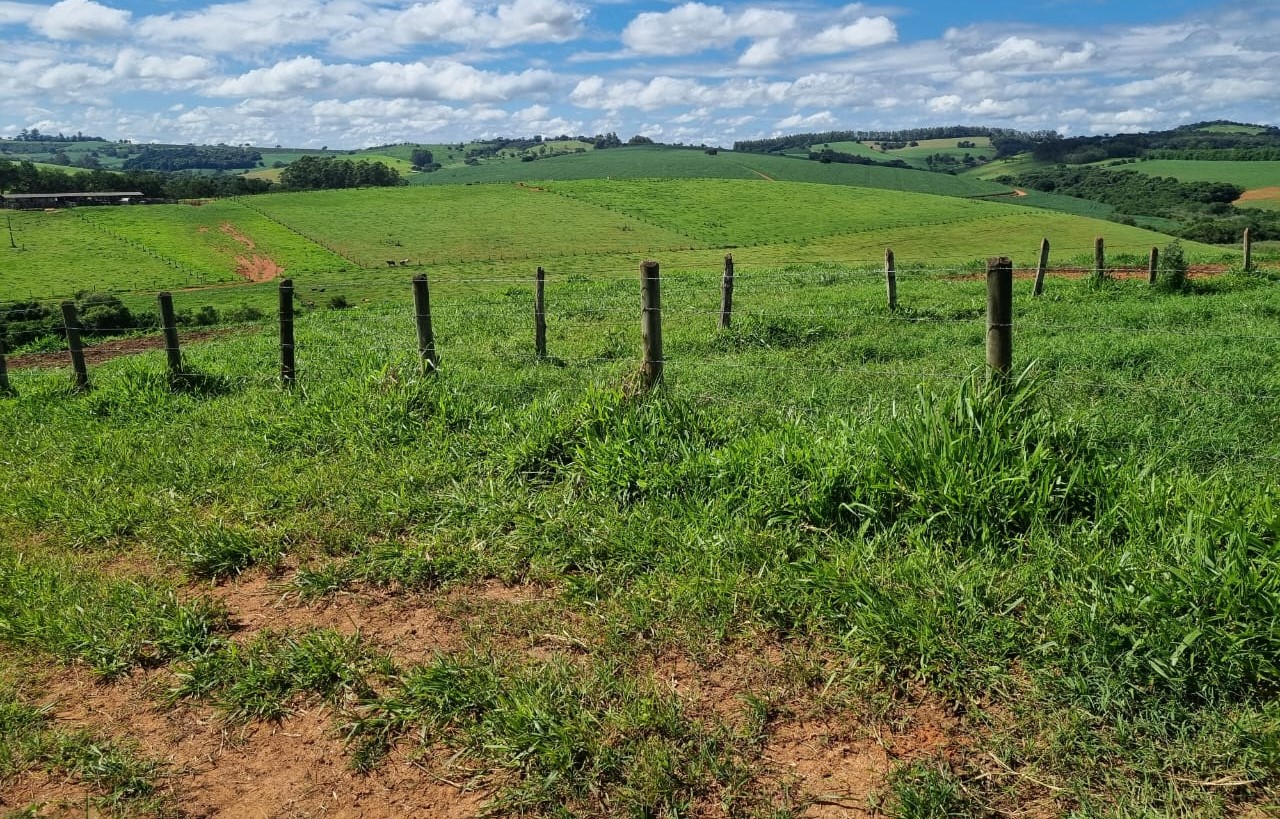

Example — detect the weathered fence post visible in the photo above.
[412,274,438,373]
[157,291,182,381]
[1243,228,1253,272]
[61,301,89,392]
[279,278,296,387]
[1148,246,1160,285]
[986,257,1013,384]
[885,248,897,310]
[1033,238,1049,297]
[534,266,547,359]
[0,336,12,396]
[640,260,663,391]
[719,253,734,330]
[1094,236,1106,280]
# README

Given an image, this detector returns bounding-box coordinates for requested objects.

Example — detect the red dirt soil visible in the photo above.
[1237,186,1280,203]
[7,328,244,371]
[7,666,486,818]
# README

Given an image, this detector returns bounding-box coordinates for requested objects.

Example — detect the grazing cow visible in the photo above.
[400,259,409,266]
[386,260,397,267]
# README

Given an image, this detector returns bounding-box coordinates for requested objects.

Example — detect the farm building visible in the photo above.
[0,191,146,209]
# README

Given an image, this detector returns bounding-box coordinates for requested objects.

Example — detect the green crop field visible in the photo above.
[2,249,1279,815]
[415,145,1015,198]
[1108,159,1280,189]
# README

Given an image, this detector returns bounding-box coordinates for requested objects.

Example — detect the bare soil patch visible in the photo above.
[1237,186,1280,203]
[764,700,962,818]
[7,328,244,371]
[0,772,101,817]
[235,254,284,282]
[209,574,467,664]
[27,665,488,818]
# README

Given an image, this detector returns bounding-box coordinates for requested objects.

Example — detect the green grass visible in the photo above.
[415,145,1014,198]
[2,259,1280,812]
[1108,159,1280,189]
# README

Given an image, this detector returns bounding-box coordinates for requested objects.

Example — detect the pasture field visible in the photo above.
[0,209,212,298]
[415,145,1015,198]
[1,257,1278,816]
[1111,159,1280,189]
[0,180,1234,333]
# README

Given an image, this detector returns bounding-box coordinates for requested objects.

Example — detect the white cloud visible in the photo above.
[35,0,129,40]
[965,36,1097,71]
[927,94,962,113]
[808,16,897,54]
[570,74,790,111]
[210,57,560,103]
[776,110,836,129]
[113,50,215,82]
[0,3,41,26]
[622,2,795,57]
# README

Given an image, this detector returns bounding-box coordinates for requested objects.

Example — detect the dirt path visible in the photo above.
[740,165,776,182]
[7,328,246,371]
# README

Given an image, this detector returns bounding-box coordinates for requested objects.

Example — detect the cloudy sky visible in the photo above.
[0,0,1276,148]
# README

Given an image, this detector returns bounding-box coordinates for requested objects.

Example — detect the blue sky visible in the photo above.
[0,1,1275,148]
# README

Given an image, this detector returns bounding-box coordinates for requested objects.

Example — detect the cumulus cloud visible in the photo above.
[775,110,836,129]
[0,3,41,27]
[808,16,897,54]
[965,36,1097,71]
[570,74,789,111]
[35,0,129,40]
[210,56,560,103]
[622,3,796,57]
[114,50,215,82]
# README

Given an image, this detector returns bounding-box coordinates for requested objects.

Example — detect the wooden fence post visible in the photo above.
[986,257,1013,383]
[157,292,182,381]
[412,274,438,373]
[61,301,89,392]
[534,267,547,359]
[279,278,296,387]
[640,260,663,391]
[1148,246,1159,285]
[1033,238,1049,297]
[885,248,897,310]
[1244,228,1253,272]
[1094,236,1106,280]
[719,253,734,330]
[0,336,12,396]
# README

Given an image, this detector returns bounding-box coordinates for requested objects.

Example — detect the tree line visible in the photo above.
[734,126,1044,155]
[0,159,272,198]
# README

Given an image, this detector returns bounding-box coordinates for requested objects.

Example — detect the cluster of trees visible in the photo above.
[277,155,403,190]
[0,159,272,198]
[409,148,437,171]
[924,152,987,170]
[1000,166,1242,218]
[10,128,103,142]
[122,145,263,171]
[734,126,1038,155]
[996,164,1280,243]
[807,148,909,169]
[1028,122,1280,164]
